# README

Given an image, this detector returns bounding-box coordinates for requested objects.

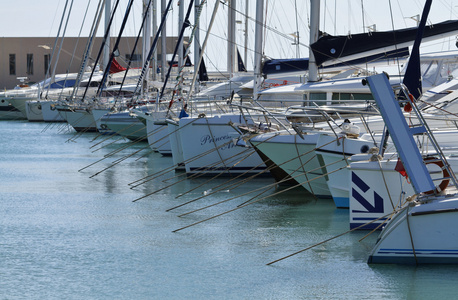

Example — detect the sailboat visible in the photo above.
[150,0,268,174]
[365,72,458,264]
[363,0,458,264]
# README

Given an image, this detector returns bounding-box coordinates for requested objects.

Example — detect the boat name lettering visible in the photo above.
[200,134,231,146]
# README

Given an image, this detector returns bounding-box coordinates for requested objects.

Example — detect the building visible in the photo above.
[0,36,186,89]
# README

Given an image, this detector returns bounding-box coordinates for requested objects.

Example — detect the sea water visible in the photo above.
[2,120,458,299]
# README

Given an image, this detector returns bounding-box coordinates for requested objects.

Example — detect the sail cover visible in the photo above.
[311,20,458,67]
[262,47,409,75]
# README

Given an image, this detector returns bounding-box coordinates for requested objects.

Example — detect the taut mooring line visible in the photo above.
[265,210,399,266]
[172,165,347,233]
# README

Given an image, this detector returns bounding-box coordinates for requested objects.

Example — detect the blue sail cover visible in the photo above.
[311,20,458,67]
[262,58,309,75]
[262,47,409,75]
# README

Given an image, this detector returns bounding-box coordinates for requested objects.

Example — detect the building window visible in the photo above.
[44,54,51,75]
[126,53,142,61]
[9,54,16,75]
[26,53,34,75]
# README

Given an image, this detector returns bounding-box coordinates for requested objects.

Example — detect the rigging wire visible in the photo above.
[199,1,402,80]
[49,0,65,38]
[388,0,404,79]
[56,0,95,101]
[395,0,409,28]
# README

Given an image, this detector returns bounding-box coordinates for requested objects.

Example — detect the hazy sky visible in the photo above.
[1,0,457,70]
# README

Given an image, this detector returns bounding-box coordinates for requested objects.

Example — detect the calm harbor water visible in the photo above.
[2,120,458,299]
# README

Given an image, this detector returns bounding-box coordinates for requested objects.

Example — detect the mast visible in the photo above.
[47,0,74,97]
[253,0,263,99]
[97,0,135,97]
[134,0,174,95]
[161,0,167,81]
[152,0,158,81]
[71,0,106,100]
[82,0,121,100]
[187,0,220,100]
[45,0,69,83]
[194,0,201,92]
[293,0,300,58]
[227,0,237,75]
[178,0,184,70]
[159,0,195,99]
[244,0,249,66]
[103,0,111,71]
[117,0,153,95]
[308,0,320,82]
[142,0,152,88]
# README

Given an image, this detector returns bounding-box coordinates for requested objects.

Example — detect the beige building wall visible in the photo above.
[0,36,182,89]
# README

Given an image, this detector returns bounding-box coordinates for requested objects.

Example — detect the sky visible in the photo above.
[1,0,458,71]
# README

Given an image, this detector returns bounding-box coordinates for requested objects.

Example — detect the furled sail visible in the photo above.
[198,55,209,82]
[311,20,458,67]
[262,47,409,75]
[237,48,247,72]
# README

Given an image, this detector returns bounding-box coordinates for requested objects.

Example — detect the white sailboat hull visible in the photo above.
[25,100,44,121]
[250,131,331,197]
[168,120,185,170]
[368,196,458,264]
[0,98,26,119]
[179,114,266,176]
[101,111,147,141]
[64,108,97,132]
[349,154,458,230]
[315,133,378,208]
[145,111,171,155]
[92,108,115,135]
[41,101,65,122]
[8,97,35,118]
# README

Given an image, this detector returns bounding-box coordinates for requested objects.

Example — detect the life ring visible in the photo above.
[424,157,450,194]
[198,113,206,118]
